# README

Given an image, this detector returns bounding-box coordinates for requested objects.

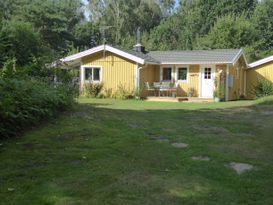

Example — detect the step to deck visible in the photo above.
[146,97,214,103]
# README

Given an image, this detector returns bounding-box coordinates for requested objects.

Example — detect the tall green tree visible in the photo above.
[195,15,257,50]
[17,0,84,54]
[0,20,42,67]
[88,0,162,47]
[252,0,273,59]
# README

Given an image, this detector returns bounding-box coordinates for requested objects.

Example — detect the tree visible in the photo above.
[73,22,101,51]
[17,0,84,54]
[0,20,43,67]
[195,15,257,51]
[88,0,162,46]
[252,0,273,59]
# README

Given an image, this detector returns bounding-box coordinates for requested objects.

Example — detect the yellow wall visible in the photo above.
[81,50,248,101]
[246,61,273,99]
[82,51,136,96]
[176,65,200,97]
[227,56,247,100]
[140,65,200,97]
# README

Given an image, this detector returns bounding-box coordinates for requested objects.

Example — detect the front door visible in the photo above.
[201,66,215,98]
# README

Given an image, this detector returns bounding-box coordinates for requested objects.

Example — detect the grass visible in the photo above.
[1,97,273,204]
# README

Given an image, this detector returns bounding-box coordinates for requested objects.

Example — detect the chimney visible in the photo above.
[133,43,145,53]
[133,27,145,53]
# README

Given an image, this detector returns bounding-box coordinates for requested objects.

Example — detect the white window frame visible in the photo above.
[82,65,102,83]
[160,65,174,82]
[176,65,189,83]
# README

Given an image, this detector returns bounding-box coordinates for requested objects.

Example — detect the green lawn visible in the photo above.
[1,98,273,205]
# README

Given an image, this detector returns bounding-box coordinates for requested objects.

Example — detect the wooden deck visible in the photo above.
[145,97,214,103]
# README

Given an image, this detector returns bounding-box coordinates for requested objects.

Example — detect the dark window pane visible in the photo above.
[178,68,187,80]
[163,67,172,81]
[93,68,100,81]
[85,68,92,80]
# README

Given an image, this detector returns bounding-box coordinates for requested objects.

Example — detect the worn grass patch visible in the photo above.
[0,98,273,204]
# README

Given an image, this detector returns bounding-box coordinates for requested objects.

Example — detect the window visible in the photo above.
[84,67,101,82]
[162,67,172,81]
[204,68,211,79]
[178,67,187,81]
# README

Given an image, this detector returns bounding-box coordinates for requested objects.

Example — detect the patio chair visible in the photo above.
[145,82,155,96]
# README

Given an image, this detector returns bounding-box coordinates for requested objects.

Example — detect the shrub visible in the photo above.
[253,77,273,98]
[113,84,134,100]
[84,82,104,98]
[0,78,76,138]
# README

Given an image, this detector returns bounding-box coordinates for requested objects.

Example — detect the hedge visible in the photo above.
[0,78,77,138]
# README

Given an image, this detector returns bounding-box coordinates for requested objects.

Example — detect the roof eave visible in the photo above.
[248,56,273,69]
[61,44,145,65]
[231,48,247,65]
[160,61,233,65]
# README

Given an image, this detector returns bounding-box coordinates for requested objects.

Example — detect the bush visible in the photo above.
[113,84,134,100]
[84,82,104,98]
[0,78,76,138]
[253,77,273,98]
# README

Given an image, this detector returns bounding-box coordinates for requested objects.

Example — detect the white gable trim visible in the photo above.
[248,56,273,68]
[231,49,247,66]
[61,45,145,65]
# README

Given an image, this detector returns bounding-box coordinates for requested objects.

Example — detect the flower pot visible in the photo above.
[214,97,220,102]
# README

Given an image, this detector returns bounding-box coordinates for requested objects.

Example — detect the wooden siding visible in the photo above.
[140,65,200,97]
[82,51,136,96]
[227,56,247,100]
[176,65,199,97]
[246,61,273,99]
[140,65,160,96]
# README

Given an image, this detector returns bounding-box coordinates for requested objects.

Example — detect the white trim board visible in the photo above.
[81,65,103,83]
[61,45,145,65]
[248,55,273,68]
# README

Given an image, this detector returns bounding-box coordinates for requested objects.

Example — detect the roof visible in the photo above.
[61,44,244,66]
[61,45,147,65]
[248,55,273,68]
[148,49,243,65]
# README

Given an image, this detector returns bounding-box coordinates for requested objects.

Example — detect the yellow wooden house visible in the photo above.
[61,44,249,101]
[247,56,273,98]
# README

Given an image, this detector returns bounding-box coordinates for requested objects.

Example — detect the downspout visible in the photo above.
[80,63,84,94]
[135,63,140,89]
[225,64,229,101]
[136,64,147,90]
[244,69,247,96]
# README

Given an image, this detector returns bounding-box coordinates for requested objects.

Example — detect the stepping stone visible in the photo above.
[228,162,253,175]
[150,136,169,142]
[146,133,169,142]
[171,143,188,148]
[191,156,210,161]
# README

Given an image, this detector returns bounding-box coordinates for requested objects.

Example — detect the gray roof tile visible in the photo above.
[148,49,242,64]
[117,47,242,64]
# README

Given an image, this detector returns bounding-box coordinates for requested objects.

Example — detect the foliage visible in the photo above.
[214,74,225,100]
[253,77,273,98]
[0,58,16,78]
[0,20,45,68]
[113,84,134,99]
[89,0,162,47]
[0,78,76,138]
[84,82,104,98]
[251,0,273,59]
[196,15,257,50]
